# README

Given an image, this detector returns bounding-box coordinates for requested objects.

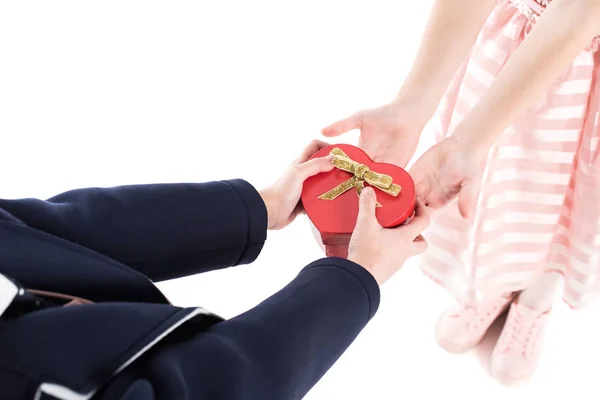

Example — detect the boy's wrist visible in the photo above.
[258,189,278,230]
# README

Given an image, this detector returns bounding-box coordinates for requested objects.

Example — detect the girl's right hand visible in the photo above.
[321,98,430,168]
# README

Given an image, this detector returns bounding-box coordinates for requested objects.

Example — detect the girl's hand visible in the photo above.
[409,136,487,219]
[321,99,429,167]
[259,140,334,230]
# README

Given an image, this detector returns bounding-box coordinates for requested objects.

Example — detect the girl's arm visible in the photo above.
[398,0,499,118]
[408,0,600,217]
[322,0,498,167]
[453,0,600,153]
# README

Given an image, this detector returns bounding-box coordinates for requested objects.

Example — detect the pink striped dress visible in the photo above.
[420,0,600,309]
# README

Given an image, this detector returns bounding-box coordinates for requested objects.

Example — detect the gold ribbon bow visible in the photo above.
[318,148,401,206]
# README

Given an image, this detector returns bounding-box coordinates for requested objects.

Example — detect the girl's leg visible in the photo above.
[517,271,564,311]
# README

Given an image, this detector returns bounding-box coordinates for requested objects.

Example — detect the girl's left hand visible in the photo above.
[259,140,334,230]
[409,136,487,219]
[322,99,428,168]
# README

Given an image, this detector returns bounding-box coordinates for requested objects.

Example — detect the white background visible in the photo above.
[2,1,599,399]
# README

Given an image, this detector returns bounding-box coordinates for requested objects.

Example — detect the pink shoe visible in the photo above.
[435,294,514,353]
[490,303,550,386]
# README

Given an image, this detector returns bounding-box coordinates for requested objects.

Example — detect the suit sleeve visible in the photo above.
[136,257,380,400]
[0,179,267,281]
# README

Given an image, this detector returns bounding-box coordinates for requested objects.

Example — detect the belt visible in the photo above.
[0,273,92,319]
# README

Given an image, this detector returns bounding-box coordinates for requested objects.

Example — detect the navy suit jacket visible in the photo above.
[0,179,380,400]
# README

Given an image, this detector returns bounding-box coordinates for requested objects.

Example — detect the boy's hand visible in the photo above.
[348,188,430,285]
[260,140,333,230]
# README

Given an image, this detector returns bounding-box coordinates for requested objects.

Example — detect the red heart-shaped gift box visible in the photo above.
[301,144,416,258]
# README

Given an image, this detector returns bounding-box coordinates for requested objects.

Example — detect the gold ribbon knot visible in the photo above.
[318,148,401,206]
